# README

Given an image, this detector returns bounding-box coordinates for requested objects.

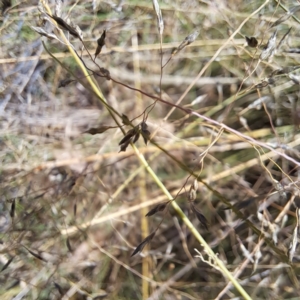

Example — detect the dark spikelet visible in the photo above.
[141,129,151,145]
[191,204,208,230]
[1,257,13,272]
[255,80,269,89]
[58,78,75,88]
[95,30,106,59]
[173,29,199,55]
[97,30,106,46]
[285,48,300,54]
[54,282,64,296]
[145,201,169,217]
[223,196,262,216]
[26,248,47,262]
[118,128,136,145]
[131,232,155,257]
[141,121,148,130]
[84,125,115,135]
[245,36,258,48]
[122,114,131,125]
[10,199,15,218]
[278,27,292,50]
[74,203,77,216]
[223,198,254,211]
[271,14,291,28]
[100,67,111,80]
[47,14,81,39]
[66,238,73,252]
[119,140,131,152]
[270,66,300,77]
[132,132,140,144]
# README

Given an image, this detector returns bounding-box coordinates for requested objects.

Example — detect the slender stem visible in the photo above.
[131,144,252,300]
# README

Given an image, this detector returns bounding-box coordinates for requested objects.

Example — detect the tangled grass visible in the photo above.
[1,0,300,299]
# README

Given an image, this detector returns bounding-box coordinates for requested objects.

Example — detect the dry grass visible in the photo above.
[1,0,300,299]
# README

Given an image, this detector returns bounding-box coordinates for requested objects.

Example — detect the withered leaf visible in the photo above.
[131,231,156,257]
[245,36,258,48]
[58,78,75,88]
[0,257,13,272]
[47,13,81,39]
[31,26,62,42]
[153,0,164,36]
[145,201,169,217]
[271,6,300,28]
[290,5,300,14]
[188,189,197,201]
[191,204,208,230]
[55,0,62,18]
[84,125,115,135]
[75,25,83,41]
[191,179,198,191]
[173,29,200,55]
[260,31,277,61]
[95,30,106,59]
[183,30,200,45]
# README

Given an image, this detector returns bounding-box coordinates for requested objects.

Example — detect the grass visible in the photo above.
[1,0,300,299]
